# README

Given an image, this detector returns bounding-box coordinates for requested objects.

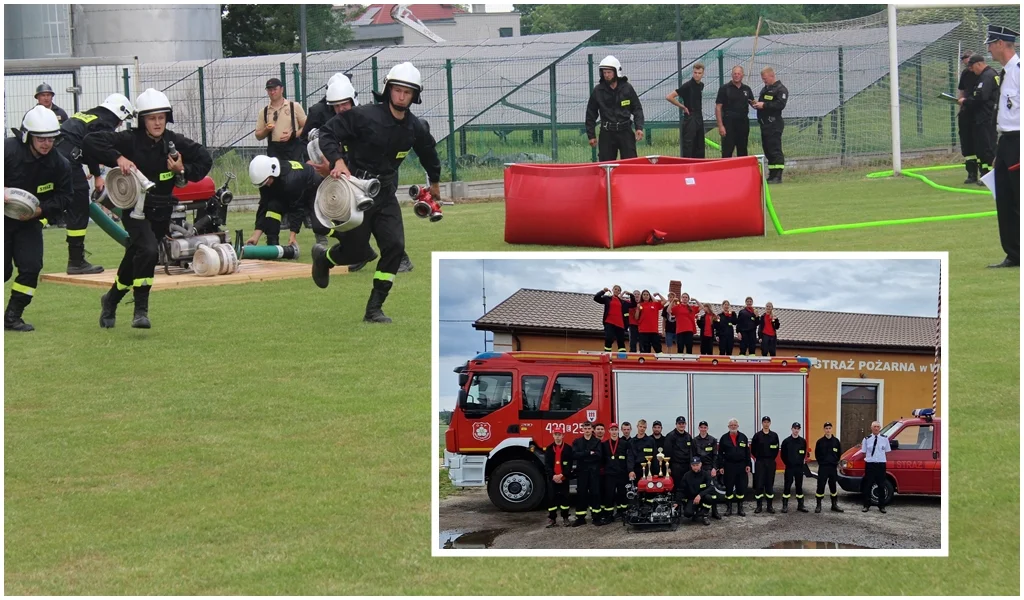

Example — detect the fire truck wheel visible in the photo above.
[488,460,545,512]
[868,477,895,506]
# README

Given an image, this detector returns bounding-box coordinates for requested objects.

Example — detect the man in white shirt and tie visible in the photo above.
[861,421,892,513]
[986,25,1020,269]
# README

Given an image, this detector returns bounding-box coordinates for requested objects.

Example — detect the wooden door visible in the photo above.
[840,383,878,451]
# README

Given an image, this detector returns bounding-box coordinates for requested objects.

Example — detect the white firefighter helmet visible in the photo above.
[327,72,347,88]
[20,105,61,143]
[100,93,135,121]
[598,55,623,78]
[248,155,281,187]
[383,62,422,104]
[135,88,173,123]
[326,77,357,106]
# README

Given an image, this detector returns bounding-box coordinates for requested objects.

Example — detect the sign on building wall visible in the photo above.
[813,358,939,374]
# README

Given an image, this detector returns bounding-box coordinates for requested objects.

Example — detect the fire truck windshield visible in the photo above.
[460,372,513,416]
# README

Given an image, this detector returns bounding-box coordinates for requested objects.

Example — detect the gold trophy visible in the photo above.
[657,451,667,477]
[663,456,671,479]
[643,456,653,479]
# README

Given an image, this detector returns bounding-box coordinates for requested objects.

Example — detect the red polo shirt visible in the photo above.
[637,301,663,333]
[605,296,624,328]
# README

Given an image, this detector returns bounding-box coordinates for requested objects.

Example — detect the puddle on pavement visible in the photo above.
[440,528,507,549]
[767,540,870,549]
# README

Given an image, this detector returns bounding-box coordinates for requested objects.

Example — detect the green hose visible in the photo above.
[88,202,129,248]
[866,165,991,196]
[239,244,299,260]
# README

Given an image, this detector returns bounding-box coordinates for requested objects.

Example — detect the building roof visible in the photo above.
[473,289,938,352]
[350,4,465,26]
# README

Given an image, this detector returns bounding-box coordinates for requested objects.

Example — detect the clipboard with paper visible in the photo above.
[938,92,960,104]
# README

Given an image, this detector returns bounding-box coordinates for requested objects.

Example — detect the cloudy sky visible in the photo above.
[437,255,941,411]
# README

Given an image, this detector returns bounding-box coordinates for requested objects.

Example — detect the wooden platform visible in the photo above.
[41,260,348,291]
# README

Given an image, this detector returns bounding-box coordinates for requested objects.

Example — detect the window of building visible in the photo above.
[498,27,513,38]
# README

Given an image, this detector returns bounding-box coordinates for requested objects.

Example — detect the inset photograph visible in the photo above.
[434,253,947,556]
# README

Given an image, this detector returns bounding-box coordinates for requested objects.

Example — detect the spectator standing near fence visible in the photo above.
[986,25,1020,269]
[256,78,307,163]
[715,66,755,158]
[754,67,789,183]
[666,63,706,158]
[586,56,645,162]
[32,83,69,126]
[957,51,981,184]
[959,55,1000,183]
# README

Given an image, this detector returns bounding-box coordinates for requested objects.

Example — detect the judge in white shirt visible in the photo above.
[986,24,1019,269]
[861,421,892,513]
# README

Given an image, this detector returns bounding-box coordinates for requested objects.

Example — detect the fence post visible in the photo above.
[446,59,457,182]
[198,66,207,147]
[948,56,956,151]
[122,68,132,129]
[549,64,558,161]
[293,63,302,107]
[838,47,846,164]
[915,57,923,136]
[717,50,724,88]
[588,53,596,162]
[280,62,287,97]
[372,57,379,93]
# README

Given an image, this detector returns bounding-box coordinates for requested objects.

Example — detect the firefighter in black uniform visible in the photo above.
[692,420,722,519]
[649,420,667,475]
[959,55,1000,182]
[571,421,603,526]
[33,83,70,125]
[780,422,810,513]
[751,416,780,514]
[715,66,755,158]
[85,88,212,330]
[717,418,750,516]
[544,425,573,527]
[957,51,981,184]
[666,63,706,158]
[246,155,322,247]
[627,419,657,507]
[312,62,441,324]
[300,73,356,144]
[4,106,73,331]
[813,421,845,513]
[56,93,136,275]
[586,56,645,162]
[664,416,693,502]
[600,423,630,524]
[678,455,718,525]
[754,67,789,183]
[736,297,759,356]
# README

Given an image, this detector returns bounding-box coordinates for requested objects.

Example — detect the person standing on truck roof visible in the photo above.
[751,416,781,514]
[665,416,694,498]
[661,292,677,353]
[860,420,892,514]
[693,420,722,519]
[698,302,718,355]
[628,289,642,352]
[758,302,781,357]
[668,293,699,353]
[813,421,845,514]
[736,297,759,356]
[636,290,667,353]
[544,424,573,528]
[716,300,738,355]
[780,422,810,513]
[678,455,718,525]
[595,286,635,353]
[571,421,603,527]
[717,418,750,517]
[600,423,630,525]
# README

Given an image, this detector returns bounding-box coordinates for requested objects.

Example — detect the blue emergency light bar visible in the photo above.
[912,408,935,419]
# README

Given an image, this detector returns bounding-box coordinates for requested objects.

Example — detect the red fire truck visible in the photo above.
[443,351,814,512]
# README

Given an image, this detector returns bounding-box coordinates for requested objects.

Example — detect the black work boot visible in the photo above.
[131,287,151,329]
[398,253,414,273]
[561,515,571,527]
[546,517,558,528]
[99,285,128,329]
[736,501,746,517]
[711,504,722,520]
[724,501,733,517]
[67,239,104,274]
[781,498,789,513]
[831,496,845,513]
[797,497,809,513]
[755,498,763,514]
[4,299,34,332]
[570,517,587,527]
[964,175,978,184]
[347,249,379,273]
[312,245,333,289]
[363,289,392,324]
[815,497,822,513]
[766,498,775,514]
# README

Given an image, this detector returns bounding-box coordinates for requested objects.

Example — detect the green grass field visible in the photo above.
[5,168,1019,594]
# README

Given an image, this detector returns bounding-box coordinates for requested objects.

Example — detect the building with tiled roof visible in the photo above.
[472,288,941,449]
[339,4,520,47]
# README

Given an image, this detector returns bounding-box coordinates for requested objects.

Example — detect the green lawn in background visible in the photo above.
[4,170,1018,595]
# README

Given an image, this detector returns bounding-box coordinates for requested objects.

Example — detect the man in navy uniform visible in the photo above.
[985,25,1020,269]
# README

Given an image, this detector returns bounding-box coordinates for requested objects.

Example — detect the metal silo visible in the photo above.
[70,4,222,62]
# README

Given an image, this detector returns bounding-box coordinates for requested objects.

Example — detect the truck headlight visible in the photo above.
[840,460,847,469]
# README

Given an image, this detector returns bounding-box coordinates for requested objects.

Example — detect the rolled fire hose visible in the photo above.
[192,244,221,277]
[214,243,240,274]
[312,177,380,233]
[88,202,129,248]
[3,187,40,220]
[105,168,156,220]
[307,133,326,165]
